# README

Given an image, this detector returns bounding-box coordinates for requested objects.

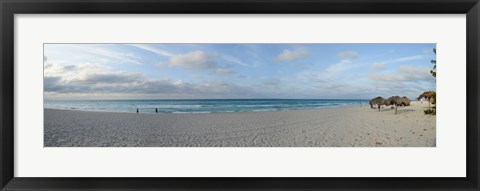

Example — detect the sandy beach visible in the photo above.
[44,101,435,147]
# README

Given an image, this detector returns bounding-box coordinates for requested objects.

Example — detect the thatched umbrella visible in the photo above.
[386,96,402,114]
[382,99,391,107]
[369,96,385,112]
[417,91,435,107]
[400,96,411,106]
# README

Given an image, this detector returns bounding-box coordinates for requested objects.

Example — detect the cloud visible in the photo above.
[262,78,282,86]
[46,72,187,95]
[337,51,359,60]
[44,61,244,99]
[84,45,143,65]
[316,60,361,80]
[369,65,432,82]
[44,44,144,68]
[367,65,435,99]
[129,44,173,57]
[365,55,432,97]
[44,64,148,94]
[74,72,146,85]
[273,49,308,62]
[211,68,234,75]
[222,55,254,67]
[385,55,425,64]
[423,48,435,54]
[368,74,401,81]
[44,62,112,81]
[368,79,434,100]
[371,62,385,70]
[297,59,361,88]
[44,44,436,100]
[237,75,247,79]
[397,65,433,81]
[44,76,64,92]
[294,59,370,98]
[368,54,428,74]
[296,72,372,99]
[44,63,53,70]
[44,61,300,99]
[160,50,217,71]
[160,51,234,75]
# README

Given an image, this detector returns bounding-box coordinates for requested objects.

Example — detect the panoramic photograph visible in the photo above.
[44,43,436,147]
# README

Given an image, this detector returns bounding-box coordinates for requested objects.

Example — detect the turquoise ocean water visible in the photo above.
[44,99,370,114]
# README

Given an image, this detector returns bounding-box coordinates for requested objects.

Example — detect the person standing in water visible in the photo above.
[136,108,139,113]
[155,108,158,113]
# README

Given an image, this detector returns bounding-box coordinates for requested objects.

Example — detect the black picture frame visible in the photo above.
[1,0,479,190]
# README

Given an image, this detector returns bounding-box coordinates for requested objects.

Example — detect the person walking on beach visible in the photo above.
[136,108,139,113]
[155,108,158,113]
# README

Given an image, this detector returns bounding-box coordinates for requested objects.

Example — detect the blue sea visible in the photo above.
[44,99,370,114]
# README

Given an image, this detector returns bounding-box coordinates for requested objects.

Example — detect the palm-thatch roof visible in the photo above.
[417,91,436,107]
[386,96,402,114]
[369,96,385,111]
[400,96,411,106]
[417,91,435,100]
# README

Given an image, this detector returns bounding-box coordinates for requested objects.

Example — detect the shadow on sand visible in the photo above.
[375,107,415,113]
[395,109,415,113]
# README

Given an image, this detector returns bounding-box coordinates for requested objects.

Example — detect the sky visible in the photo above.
[44,43,436,100]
